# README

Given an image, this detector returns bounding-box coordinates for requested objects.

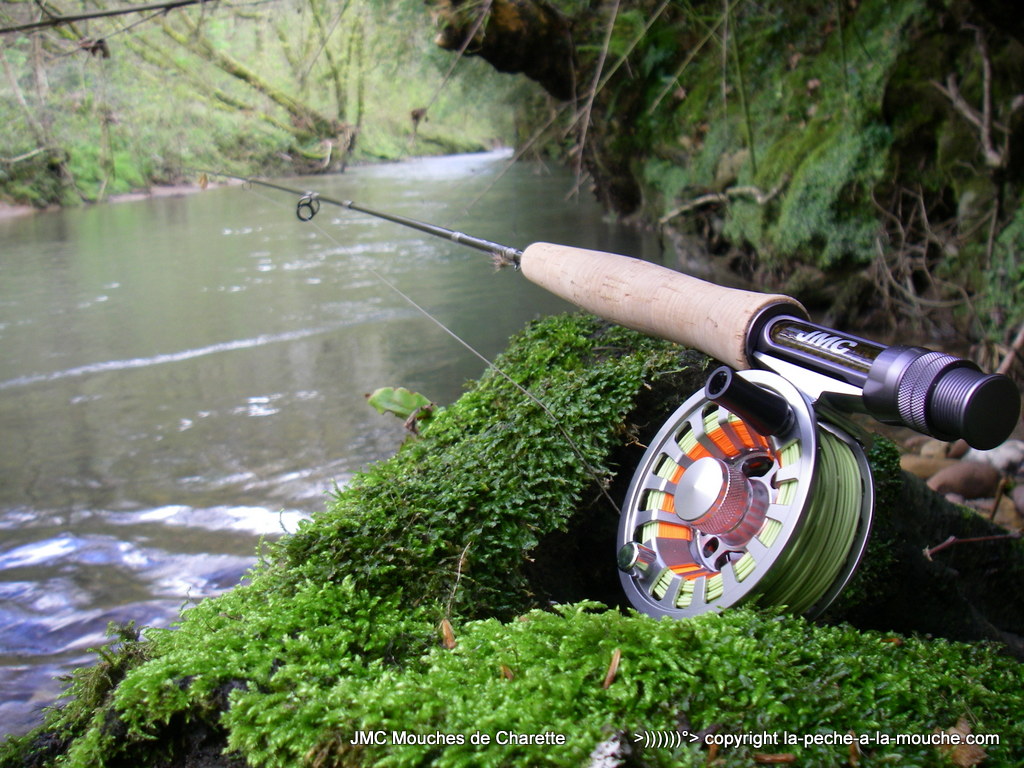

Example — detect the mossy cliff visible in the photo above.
[3,313,1023,768]
[432,0,1024,341]
[596,0,1024,340]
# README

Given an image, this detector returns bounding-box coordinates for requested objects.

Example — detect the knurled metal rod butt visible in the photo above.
[863,345,1021,451]
[519,243,806,370]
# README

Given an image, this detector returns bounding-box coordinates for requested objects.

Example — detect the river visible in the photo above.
[0,151,660,737]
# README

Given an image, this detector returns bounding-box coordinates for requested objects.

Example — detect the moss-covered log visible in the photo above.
[2,314,1023,768]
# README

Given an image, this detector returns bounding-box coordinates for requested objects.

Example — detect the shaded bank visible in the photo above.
[0,150,617,739]
[430,0,1024,346]
[3,313,1023,768]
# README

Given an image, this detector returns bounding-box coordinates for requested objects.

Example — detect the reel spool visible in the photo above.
[617,367,874,619]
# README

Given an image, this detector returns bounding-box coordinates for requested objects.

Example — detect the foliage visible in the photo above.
[366,386,434,426]
[631,0,925,267]
[565,0,1024,341]
[0,0,522,206]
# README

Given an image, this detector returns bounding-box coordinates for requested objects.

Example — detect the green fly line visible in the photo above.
[751,428,863,613]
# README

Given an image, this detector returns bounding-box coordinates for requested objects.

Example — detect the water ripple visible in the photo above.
[0,326,342,391]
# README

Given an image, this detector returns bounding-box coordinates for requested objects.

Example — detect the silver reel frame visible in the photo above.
[617,370,874,619]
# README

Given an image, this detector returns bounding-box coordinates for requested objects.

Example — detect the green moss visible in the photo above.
[613,0,938,271]
[724,0,922,265]
[762,121,891,265]
[4,314,1022,768]
[307,604,1023,768]
[0,626,139,766]
[977,202,1024,341]
[277,315,684,622]
[0,314,685,767]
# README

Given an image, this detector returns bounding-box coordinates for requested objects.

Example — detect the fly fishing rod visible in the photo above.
[215,173,1021,620]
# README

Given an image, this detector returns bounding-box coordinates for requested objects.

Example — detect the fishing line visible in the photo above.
[747,427,864,613]
[230,177,623,513]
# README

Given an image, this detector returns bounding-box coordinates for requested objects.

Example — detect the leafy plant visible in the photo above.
[367,386,435,432]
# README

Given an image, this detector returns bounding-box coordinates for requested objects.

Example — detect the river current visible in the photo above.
[0,151,659,736]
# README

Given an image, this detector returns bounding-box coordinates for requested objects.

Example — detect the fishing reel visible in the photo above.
[616,366,873,619]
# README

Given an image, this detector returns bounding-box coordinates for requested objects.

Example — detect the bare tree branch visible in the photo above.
[0,0,214,35]
[930,25,1024,170]
[658,176,789,223]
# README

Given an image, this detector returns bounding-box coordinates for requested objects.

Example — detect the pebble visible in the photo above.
[926,461,1002,499]
[948,439,970,459]
[919,438,950,460]
[962,439,1024,474]
[900,455,956,480]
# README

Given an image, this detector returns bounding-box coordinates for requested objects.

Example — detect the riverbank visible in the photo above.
[0,144,506,215]
[0,202,39,219]
[0,184,201,218]
[0,150,638,743]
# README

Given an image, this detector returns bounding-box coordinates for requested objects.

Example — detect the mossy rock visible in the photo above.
[3,314,1023,768]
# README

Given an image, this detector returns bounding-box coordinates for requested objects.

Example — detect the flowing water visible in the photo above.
[0,151,660,736]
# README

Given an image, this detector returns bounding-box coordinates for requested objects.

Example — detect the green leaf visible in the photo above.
[367,386,433,421]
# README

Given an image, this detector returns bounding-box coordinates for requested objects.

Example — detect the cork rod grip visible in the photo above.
[519,242,807,369]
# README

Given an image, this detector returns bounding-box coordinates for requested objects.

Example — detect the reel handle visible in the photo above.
[519,242,805,370]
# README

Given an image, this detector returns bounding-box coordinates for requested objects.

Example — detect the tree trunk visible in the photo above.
[307,0,349,121]
[0,48,49,147]
[0,47,79,203]
[124,36,298,137]
[159,13,343,142]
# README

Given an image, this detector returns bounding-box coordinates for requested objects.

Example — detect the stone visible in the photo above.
[919,438,950,460]
[963,439,1024,474]
[948,439,970,459]
[902,434,932,453]
[900,454,956,479]
[926,461,1002,499]
[1013,484,1024,516]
